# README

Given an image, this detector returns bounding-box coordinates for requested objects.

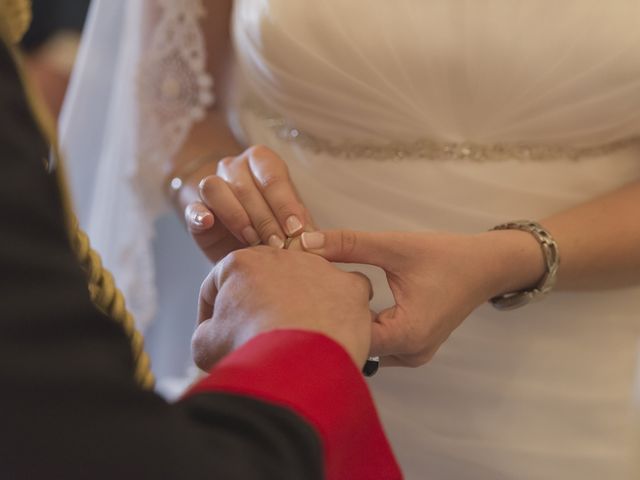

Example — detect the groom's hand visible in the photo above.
[192,246,374,371]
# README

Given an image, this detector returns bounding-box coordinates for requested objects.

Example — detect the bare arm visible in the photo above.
[141,0,242,205]
[543,179,640,289]
[299,178,640,366]
[140,0,311,263]
[487,179,640,293]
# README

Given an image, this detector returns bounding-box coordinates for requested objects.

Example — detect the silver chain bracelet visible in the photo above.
[489,220,560,310]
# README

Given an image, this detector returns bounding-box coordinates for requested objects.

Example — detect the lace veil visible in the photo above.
[59,0,213,330]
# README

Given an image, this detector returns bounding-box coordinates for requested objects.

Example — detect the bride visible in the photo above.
[61,0,640,478]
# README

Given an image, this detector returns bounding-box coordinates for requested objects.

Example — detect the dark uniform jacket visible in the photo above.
[0,38,401,480]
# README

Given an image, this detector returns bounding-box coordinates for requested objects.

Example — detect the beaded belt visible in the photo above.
[243,99,640,162]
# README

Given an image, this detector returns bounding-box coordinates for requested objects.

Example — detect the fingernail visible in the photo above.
[193,212,210,227]
[301,232,325,250]
[268,235,284,249]
[242,226,261,246]
[285,215,303,236]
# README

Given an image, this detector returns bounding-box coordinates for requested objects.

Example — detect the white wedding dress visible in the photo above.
[62,1,640,478]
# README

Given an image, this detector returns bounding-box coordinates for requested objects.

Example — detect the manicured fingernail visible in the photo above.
[193,212,210,227]
[301,232,325,250]
[242,226,260,246]
[268,235,284,249]
[285,215,303,235]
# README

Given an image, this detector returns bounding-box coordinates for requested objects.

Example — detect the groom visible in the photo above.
[0,22,400,480]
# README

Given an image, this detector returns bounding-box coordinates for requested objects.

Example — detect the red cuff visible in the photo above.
[185,329,402,480]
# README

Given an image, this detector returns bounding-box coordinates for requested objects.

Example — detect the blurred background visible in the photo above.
[21,0,90,119]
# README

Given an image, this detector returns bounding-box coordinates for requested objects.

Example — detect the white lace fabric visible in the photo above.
[60,0,216,332]
[137,0,215,213]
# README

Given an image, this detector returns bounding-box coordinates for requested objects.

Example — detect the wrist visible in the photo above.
[167,147,241,212]
[166,111,244,210]
[474,229,547,299]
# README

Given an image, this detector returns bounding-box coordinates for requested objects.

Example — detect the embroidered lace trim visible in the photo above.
[136,0,215,211]
[245,99,640,162]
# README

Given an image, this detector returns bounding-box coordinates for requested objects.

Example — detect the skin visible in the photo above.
[153,0,640,366]
[191,146,315,262]
[298,229,544,367]
[192,246,374,370]
[296,179,640,366]
[148,0,315,263]
[190,146,640,368]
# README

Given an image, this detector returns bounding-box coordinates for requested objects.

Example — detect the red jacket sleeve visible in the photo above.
[185,329,403,480]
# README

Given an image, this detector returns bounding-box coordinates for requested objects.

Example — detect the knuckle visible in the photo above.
[217,156,237,170]
[273,200,301,219]
[191,330,216,371]
[199,175,223,195]
[340,230,358,257]
[247,144,276,159]
[258,172,285,190]
[225,210,248,229]
[191,343,206,370]
[224,249,253,271]
[198,276,210,299]
[254,216,279,237]
[229,181,254,202]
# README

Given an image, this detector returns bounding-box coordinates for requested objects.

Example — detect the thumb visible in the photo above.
[370,307,408,357]
[300,229,401,269]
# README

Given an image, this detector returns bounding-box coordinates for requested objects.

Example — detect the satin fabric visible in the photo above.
[60,1,640,476]
[232,1,640,478]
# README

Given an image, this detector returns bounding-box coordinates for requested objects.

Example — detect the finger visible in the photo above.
[192,318,229,371]
[197,269,218,325]
[199,175,258,246]
[210,253,234,293]
[347,271,374,300]
[247,145,307,237]
[185,201,214,233]
[186,196,242,262]
[301,206,316,231]
[300,229,401,270]
[218,158,286,248]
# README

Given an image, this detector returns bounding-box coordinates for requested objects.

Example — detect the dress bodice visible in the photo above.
[234,0,640,148]
[232,3,640,478]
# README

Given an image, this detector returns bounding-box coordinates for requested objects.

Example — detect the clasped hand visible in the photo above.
[300,229,543,366]
[188,146,544,368]
[185,145,313,263]
[192,246,374,370]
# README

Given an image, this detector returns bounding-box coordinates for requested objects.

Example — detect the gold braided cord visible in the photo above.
[0,11,155,388]
[0,0,31,43]
[71,225,155,389]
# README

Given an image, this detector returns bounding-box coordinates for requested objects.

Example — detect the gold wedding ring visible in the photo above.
[285,233,305,250]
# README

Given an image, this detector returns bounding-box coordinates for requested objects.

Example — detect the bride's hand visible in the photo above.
[301,229,545,366]
[185,145,312,263]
